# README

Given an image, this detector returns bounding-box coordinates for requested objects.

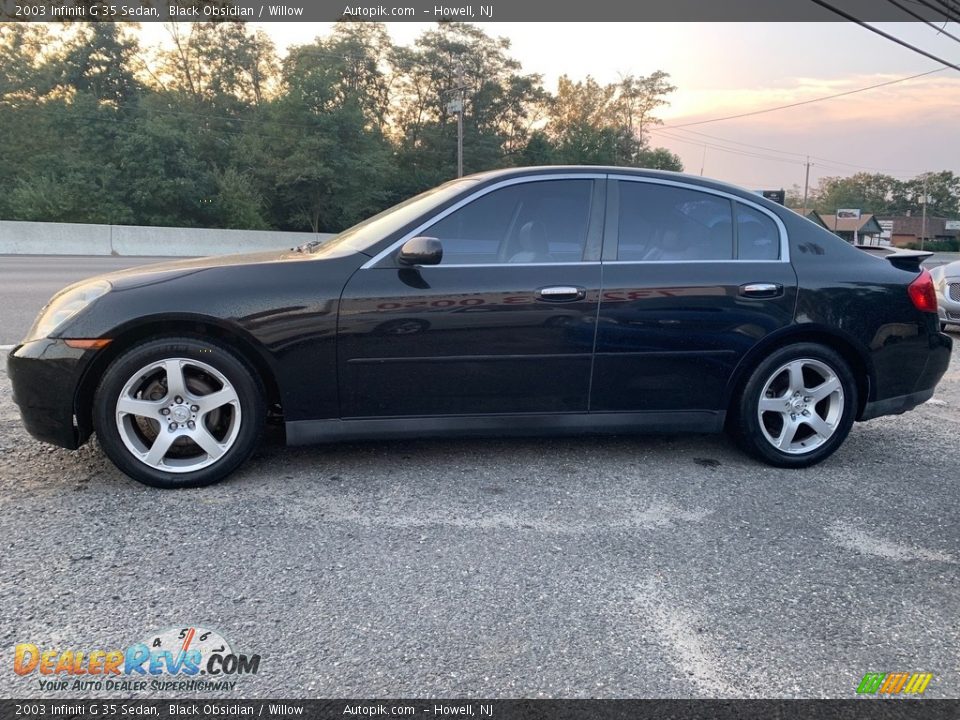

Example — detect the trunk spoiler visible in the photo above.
[885,250,933,273]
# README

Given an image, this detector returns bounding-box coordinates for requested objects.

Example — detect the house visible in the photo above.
[819,213,884,245]
[788,208,830,229]
[877,216,960,248]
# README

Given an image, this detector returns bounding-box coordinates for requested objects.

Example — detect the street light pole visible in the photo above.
[920,173,928,251]
[454,64,466,178]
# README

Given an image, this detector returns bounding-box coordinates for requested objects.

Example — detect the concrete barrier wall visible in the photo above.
[0,220,334,257]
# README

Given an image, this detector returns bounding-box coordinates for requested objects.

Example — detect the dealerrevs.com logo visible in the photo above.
[13,627,261,692]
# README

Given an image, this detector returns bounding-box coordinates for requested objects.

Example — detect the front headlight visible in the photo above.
[24,280,111,342]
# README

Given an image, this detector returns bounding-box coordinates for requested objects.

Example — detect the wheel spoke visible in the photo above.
[117,396,164,418]
[787,361,805,395]
[190,426,227,460]
[804,413,834,439]
[163,359,188,400]
[143,430,177,467]
[759,397,786,413]
[776,420,799,449]
[809,376,841,402]
[197,387,238,413]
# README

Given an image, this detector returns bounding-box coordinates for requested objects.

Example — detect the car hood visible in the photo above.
[100,243,361,291]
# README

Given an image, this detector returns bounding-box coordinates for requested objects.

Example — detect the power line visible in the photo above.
[809,0,960,71]
[661,68,945,129]
[884,0,960,42]
[659,125,924,175]
[915,0,960,22]
[900,0,960,23]
[649,128,807,167]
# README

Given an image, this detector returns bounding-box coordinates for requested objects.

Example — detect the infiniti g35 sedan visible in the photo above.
[7,167,953,488]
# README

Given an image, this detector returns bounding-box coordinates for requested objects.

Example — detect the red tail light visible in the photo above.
[908,269,938,313]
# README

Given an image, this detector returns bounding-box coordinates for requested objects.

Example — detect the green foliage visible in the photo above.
[903,238,960,252]
[812,171,960,218]
[0,21,683,232]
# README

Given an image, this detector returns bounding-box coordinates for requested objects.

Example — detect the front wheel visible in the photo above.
[731,343,857,468]
[93,337,265,488]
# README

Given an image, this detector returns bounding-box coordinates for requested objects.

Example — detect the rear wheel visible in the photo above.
[93,337,265,488]
[731,343,857,468]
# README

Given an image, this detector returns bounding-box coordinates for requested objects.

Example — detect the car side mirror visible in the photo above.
[398,237,443,267]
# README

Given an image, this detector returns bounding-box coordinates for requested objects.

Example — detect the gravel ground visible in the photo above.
[0,335,958,699]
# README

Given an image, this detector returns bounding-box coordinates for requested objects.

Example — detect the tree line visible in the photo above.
[786,171,960,219]
[0,22,684,233]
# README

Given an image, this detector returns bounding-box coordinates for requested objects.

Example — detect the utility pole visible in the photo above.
[920,172,928,251]
[699,145,706,176]
[449,63,466,178]
[802,156,811,215]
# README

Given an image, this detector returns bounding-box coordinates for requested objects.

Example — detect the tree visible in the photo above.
[269,27,397,232]
[814,173,899,216]
[158,23,278,109]
[892,171,959,217]
[545,73,681,169]
[392,22,548,189]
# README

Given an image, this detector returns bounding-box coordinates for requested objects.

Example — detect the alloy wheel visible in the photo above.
[756,357,844,455]
[114,358,242,473]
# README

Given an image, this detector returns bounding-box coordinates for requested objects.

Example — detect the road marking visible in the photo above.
[635,580,760,698]
[827,521,956,563]
[286,494,712,534]
[0,344,13,352]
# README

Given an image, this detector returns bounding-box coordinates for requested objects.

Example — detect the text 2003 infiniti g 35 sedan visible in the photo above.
[7,167,953,488]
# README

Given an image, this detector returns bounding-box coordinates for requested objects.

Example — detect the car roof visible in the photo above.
[463,165,782,210]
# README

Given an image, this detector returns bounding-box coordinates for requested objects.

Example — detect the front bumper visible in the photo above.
[938,293,960,325]
[7,339,93,449]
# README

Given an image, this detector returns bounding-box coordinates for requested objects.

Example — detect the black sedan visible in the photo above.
[7,167,952,488]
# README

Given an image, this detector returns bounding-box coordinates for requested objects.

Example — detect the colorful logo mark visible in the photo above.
[13,626,260,678]
[857,672,932,696]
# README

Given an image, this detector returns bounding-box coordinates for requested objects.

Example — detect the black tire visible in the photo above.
[93,337,265,488]
[730,342,858,468]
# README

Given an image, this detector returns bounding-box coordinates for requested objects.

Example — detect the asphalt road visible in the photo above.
[0,256,174,345]
[0,333,958,698]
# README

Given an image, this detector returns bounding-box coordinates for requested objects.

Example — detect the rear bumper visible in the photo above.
[860,330,952,421]
[6,339,92,449]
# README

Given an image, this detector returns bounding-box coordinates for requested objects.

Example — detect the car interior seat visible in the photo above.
[508,221,550,263]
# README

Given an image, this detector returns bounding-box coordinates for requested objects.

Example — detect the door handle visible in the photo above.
[536,286,586,302]
[739,282,783,299]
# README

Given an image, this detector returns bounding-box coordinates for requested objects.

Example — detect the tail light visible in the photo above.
[908,268,938,313]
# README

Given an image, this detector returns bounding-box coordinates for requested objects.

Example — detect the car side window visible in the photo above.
[616,182,734,261]
[423,179,594,265]
[736,203,781,260]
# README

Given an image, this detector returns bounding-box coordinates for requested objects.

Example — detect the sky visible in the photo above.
[138,22,960,194]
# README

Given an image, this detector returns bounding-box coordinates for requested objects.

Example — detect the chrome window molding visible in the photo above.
[361,173,608,270]
[360,172,791,270]
[608,174,791,263]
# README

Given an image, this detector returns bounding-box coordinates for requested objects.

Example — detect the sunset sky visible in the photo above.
[139,22,960,193]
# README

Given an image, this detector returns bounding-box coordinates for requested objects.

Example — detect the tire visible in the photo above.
[93,337,265,488]
[730,342,857,468]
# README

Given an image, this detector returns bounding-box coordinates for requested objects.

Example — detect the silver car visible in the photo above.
[931,260,960,331]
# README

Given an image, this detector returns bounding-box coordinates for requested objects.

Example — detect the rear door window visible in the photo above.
[616,182,734,261]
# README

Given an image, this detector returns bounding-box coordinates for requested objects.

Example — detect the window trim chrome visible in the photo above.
[606,174,791,264]
[360,173,608,270]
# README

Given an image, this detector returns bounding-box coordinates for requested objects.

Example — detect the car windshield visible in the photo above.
[306,178,478,255]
